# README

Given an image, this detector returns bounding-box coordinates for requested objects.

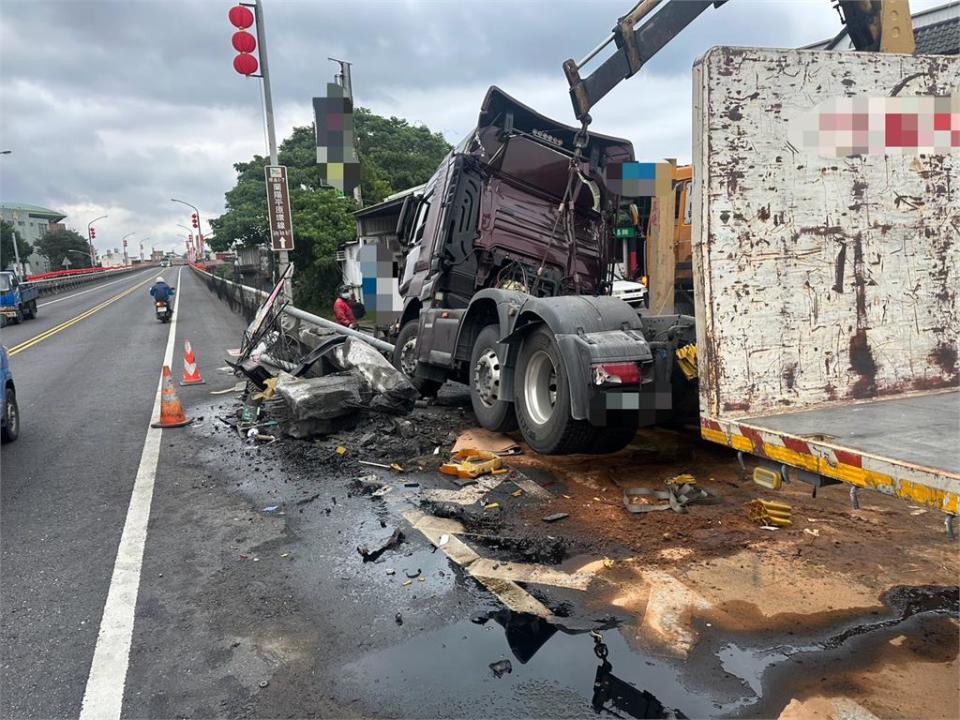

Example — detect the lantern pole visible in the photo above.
[250,0,291,300]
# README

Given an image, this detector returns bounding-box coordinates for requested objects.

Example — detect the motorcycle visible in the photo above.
[155,300,172,323]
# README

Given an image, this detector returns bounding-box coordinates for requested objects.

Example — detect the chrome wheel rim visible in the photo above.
[473,348,501,407]
[524,350,557,426]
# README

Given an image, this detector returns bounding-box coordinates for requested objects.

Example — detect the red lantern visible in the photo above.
[228,5,254,29]
[232,30,256,53]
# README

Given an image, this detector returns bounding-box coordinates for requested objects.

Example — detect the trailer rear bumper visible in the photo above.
[700,389,960,514]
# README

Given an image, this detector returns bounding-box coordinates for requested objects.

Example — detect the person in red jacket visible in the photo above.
[334,287,357,329]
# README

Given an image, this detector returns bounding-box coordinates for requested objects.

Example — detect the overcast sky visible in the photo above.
[0,0,945,255]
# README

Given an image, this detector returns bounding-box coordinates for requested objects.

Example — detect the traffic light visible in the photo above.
[89,227,96,239]
[191,213,199,229]
[229,5,258,76]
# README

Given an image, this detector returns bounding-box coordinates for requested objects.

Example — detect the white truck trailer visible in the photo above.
[691,47,958,526]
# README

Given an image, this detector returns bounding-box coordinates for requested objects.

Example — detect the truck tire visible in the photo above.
[11,308,22,325]
[515,326,595,454]
[2,387,19,443]
[24,300,37,320]
[393,321,443,397]
[589,411,638,454]
[469,324,518,432]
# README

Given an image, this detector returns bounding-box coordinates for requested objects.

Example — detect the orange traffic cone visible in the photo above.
[151,366,192,428]
[180,339,205,385]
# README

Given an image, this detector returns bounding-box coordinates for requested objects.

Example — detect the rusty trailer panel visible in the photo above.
[691,47,959,511]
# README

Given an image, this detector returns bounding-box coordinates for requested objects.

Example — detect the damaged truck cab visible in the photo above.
[392,87,696,454]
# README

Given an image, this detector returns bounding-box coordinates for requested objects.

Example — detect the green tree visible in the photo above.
[35,228,94,270]
[209,108,450,312]
[0,220,32,272]
[354,108,451,204]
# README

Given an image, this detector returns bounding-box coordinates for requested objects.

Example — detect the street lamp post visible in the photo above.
[171,198,203,260]
[121,232,135,266]
[86,214,107,266]
[176,223,195,263]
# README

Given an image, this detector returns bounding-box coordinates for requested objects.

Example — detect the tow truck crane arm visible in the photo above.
[563,0,915,121]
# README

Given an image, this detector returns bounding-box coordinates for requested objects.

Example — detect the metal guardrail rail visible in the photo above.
[191,265,395,353]
[26,265,155,296]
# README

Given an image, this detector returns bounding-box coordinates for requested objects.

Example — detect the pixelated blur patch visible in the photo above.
[790,95,959,158]
[313,82,360,195]
[605,162,673,197]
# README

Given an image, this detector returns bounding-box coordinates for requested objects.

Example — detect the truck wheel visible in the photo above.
[590,411,638,454]
[393,321,443,397]
[24,300,37,320]
[2,387,19,443]
[12,308,22,325]
[515,326,595,454]
[469,324,518,432]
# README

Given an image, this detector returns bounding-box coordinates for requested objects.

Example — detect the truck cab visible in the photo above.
[392,87,696,454]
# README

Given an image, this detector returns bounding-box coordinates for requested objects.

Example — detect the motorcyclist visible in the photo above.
[333,287,358,329]
[150,276,172,303]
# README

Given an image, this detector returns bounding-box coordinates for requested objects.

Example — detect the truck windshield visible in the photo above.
[0,274,12,292]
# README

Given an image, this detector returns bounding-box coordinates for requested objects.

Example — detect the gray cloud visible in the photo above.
[0,0,944,253]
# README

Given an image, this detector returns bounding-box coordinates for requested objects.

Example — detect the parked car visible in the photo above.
[1,346,19,443]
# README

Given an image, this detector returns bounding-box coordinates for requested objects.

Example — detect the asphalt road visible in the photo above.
[1,267,249,719]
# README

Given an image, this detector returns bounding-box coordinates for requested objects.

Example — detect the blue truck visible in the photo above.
[1,346,18,443]
[0,270,39,325]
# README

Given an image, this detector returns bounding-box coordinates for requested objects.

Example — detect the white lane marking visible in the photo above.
[79,266,183,720]
[38,269,154,307]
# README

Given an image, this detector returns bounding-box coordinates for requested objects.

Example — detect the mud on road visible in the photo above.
[160,381,958,719]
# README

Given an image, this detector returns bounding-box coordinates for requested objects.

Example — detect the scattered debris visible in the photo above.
[542,512,569,523]
[336,446,347,456]
[745,499,793,527]
[357,528,405,562]
[404,568,421,579]
[452,428,521,455]
[440,449,503,479]
[395,612,403,625]
[623,479,713,514]
[262,505,280,513]
[275,372,363,422]
[385,568,396,575]
[484,502,500,511]
[489,659,513,678]
[402,579,413,587]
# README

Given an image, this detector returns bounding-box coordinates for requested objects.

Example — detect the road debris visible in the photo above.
[489,659,513,678]
[357,528,405,563]
[542,512,569,523]
[452,428,521,455]
[745,498,793,527]
[440,449,503,479]
[404,568,421,579]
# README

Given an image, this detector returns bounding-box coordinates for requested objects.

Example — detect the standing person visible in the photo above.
[334,287,357,329]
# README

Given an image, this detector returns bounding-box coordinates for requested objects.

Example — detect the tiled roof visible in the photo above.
[914,17,960,54]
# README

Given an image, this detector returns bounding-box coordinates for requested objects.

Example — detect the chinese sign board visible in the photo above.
[313,83,361,196]
[264,165,295,251]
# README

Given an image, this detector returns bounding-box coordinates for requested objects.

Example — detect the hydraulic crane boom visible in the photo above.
[563,0,915,121]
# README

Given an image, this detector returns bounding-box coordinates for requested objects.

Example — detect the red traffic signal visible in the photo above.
[191,213,199,229]
[89,227,96,239]
[229,5,258,76]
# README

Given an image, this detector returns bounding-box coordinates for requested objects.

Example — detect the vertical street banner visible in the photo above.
[264,164,295,251]
[313,82,361,196]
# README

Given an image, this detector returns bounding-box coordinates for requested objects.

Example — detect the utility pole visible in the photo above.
[10,211,24,277]
[252,0,292,300]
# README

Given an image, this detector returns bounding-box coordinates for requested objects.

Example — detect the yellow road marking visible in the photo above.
[8,275,155,356]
